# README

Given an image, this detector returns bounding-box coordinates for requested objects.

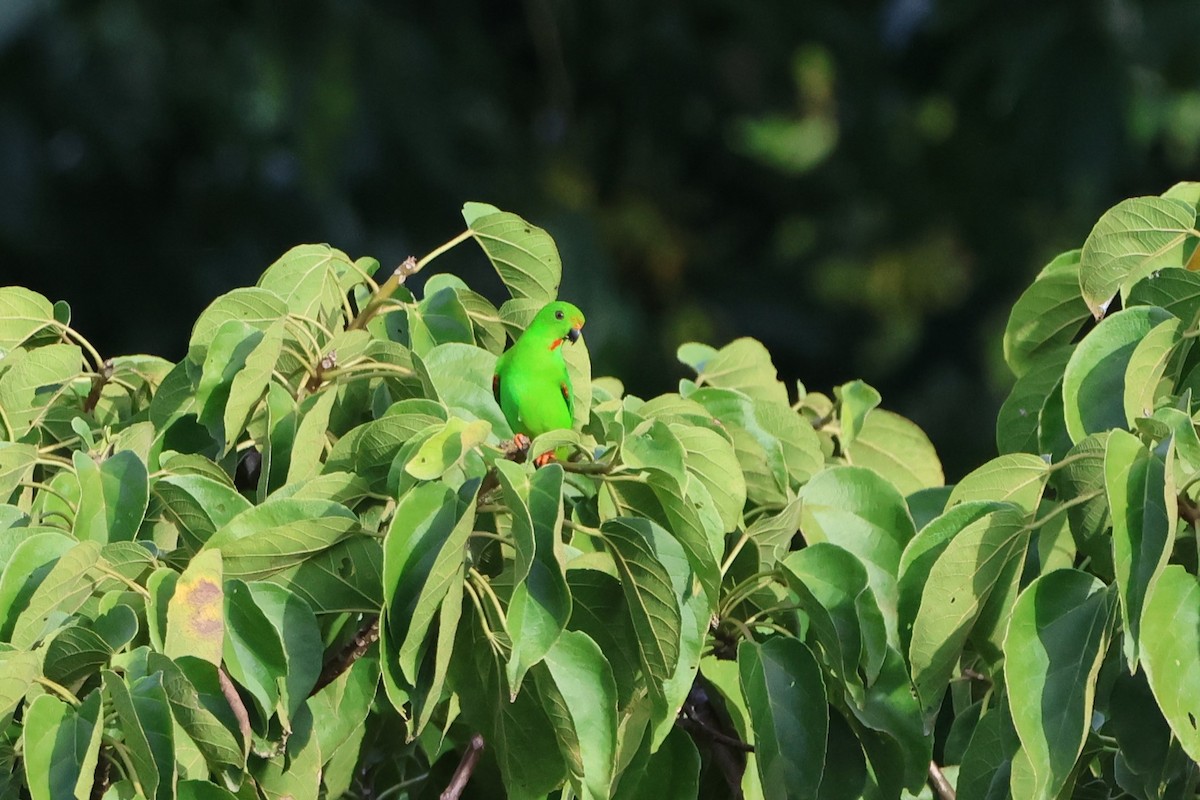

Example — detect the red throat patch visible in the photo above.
[549,338,564,351]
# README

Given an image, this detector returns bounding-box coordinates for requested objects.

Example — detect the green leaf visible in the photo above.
[285,389,336,483]
[622,419,688,487]
[194,320,262,439]
[21,691,103,800]
[220,578,284,728]
[10,540,103,649]
[1105,430,1174,669]
[495,462,571,693]
[403,416,490,480]
[600,517,683,695]
[165,548,224,666]
[222,322,284,454]
[957,696,1019,800]
[909,503,1028,719]
[187,288,288,366]
[0,343,84,438]
[245,582,321,728]
[44,612,132,687]
[384,481,475,686]
[464,204,562,302]
[1128,266,1200,325]
[0,649,39,719]
[201,498,359,580]
[671,422,746,531]
[251,707,322,800]
[152,474,253,553]
[536,630,619,799]
[402,566,464,736]
[1140,565,1200,763]
[0,442,37,503]
[308,656,379,761]
[1062,306,1174,442]
[103,670,171,800]
[0,531,73,641]
[1079,196,1198,318]
[1004,570,1113,800]
[1123,316,1183,423]
[257,244,354,326]
[745,495,802,571]
[565,569,641,707]
[72,450,149,543]
[782,543,887,690]
[799,466,916,645]
[996,347,1072,456]
[849,647,930,792]
[0,287,56,358]
[1050,432,1112,562]
[842,408,944,496]
[148,653,246,782]
[681,337,790,407]
[1003,251,1090,376]
[738,636,827,800]
[612,726,700,800]
[836,379,882,445]
[947,453,1049,515]
[263,535,382,614]
[420,342,511,436]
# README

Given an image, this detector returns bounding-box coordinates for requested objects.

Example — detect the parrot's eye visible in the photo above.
[554,310,564,320]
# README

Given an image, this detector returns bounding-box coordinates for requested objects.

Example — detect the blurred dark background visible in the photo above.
[3,0,1199,478]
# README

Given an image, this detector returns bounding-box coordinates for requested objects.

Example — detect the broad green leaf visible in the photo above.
[385,481,476,685]
[837,379,882,445]
[464,203,562,302]
[782,543,886,690]
[1079,196,1198,318]
[946,453,1049,515]
[622,419,687,487]
[245,582,321,728]
[1062,306,1174,443]
[738,637,827,800]
[148,653,246,782]
[745,495,802,570]
[909,503,1027,719]
[308,656,379,760]
[201,498,359,580]
[408,567,464,737]
[957,696,1019,800]
[1003,252,1089,376]
[1051,432,1112,561]
[286,389,336,483]
[644,471,722,604]
[263,535,381,614]
[409,284,475,355]
[565,569,641,707]
[250,706,322,800]
[681,337,790,407]
[612,726,700,800]
[1106,430,1174,668]
[686,387,788,503]
[44,611,134,687]
[0,287,55,357]
[536,630,619,800]
[1004,570,1112,800]
[165,549,224,666]
[1128,266,1200,326]
[72,450,149,543]
[421,342,511,435]
[849,647,930,793]
[799,466,916,645]
[21,691,103,800]
[10,540,103,648]
[698,657,765,799]
[152,474,253,553]
[403,416,490,480]
[671,422,746,531]
[601,517,683,694]
[996,347,1071,456]
[843,408,944,495]
[257,244,353,326]
[103,670,170,800]
[0,531,73,641]
[187,288,288,365]
[0,649,39,719]
[1123,316,1183,424]
[177,782,237,800]
[0,343,84,438]
[0,442,37,503]
[1108,669,1187,798]
[495,462,571,693]
[221,578,285,727]
[1141,565,1200,762]
[194,320,262,439]
[222,322,284,454]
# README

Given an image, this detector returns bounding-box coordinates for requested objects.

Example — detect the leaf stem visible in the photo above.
[35,676,81,706]
[720,530,750,578]
[1027,488,1104,531]
[56,323,105,373]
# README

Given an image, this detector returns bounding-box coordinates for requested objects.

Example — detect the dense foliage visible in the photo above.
[4,188,1200,799]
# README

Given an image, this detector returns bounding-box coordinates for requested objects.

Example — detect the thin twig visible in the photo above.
[311,616,381,695]
[440,734,486,800]
[217,665,252,745]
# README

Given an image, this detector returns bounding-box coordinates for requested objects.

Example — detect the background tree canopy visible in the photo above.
[3,0,1199,476]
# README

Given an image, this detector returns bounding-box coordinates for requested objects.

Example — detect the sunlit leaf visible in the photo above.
[464,203,562,302]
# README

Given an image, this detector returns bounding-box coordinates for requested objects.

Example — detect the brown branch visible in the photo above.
[83,359,114,413]
[90,749,111,800]
[440,734,485,800]
[1179,494,1200,525]
[311,615,381,695]
[217,665,252,746]
[928,760,956,800]
[348,256,420,331]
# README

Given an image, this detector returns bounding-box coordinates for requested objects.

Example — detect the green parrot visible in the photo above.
[493,300,586,465]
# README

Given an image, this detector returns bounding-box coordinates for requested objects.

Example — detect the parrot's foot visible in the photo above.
[502,433,531,463]
[533,451,556,468]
